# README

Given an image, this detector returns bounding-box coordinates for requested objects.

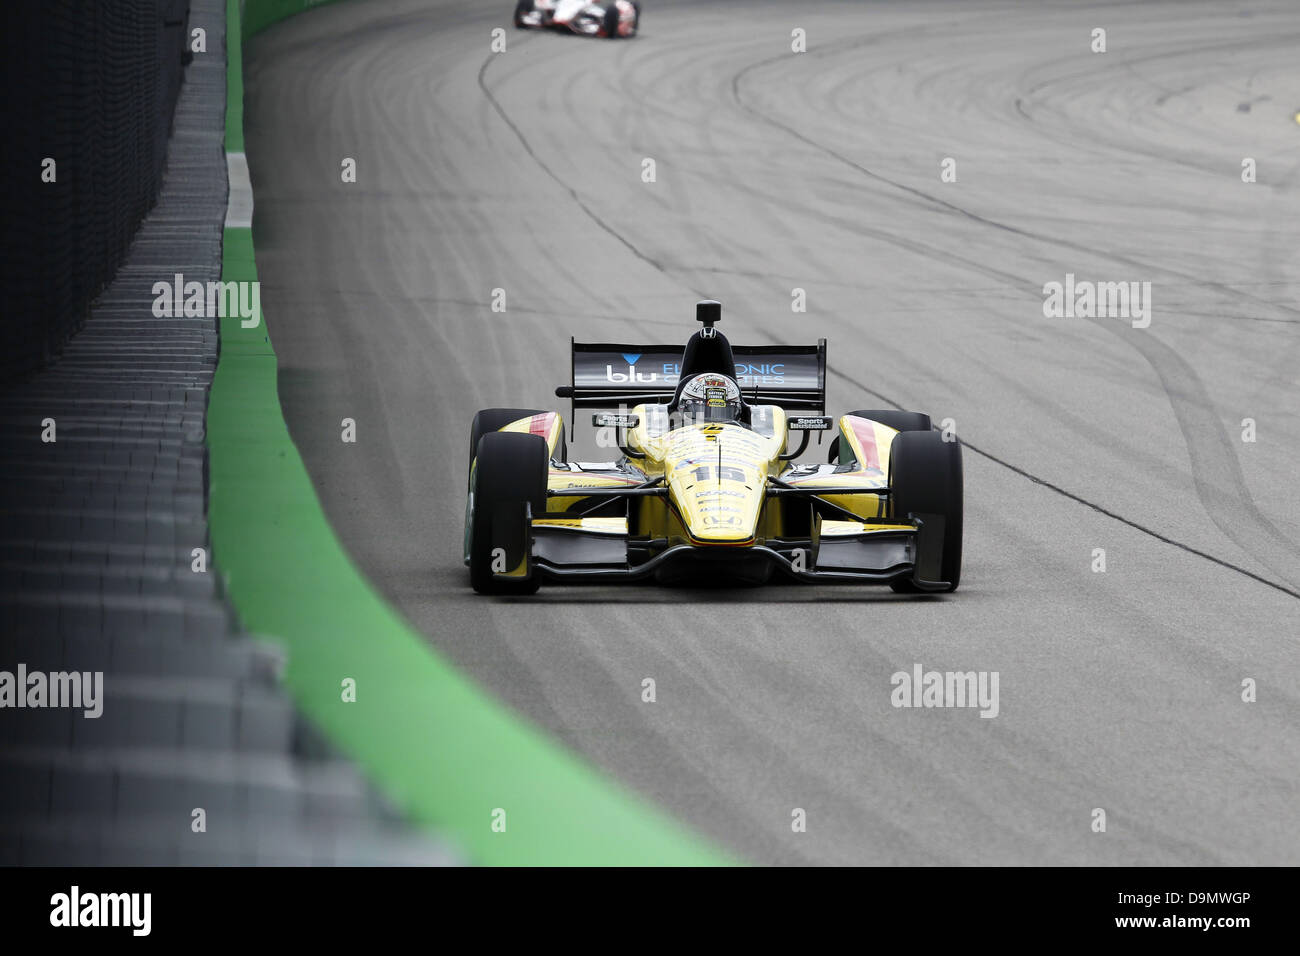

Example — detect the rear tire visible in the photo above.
[833,409,932,463]
[468,432,548,595]
[888,430,962,593]
[605,2,639,37]
[513,0,533,28]
[468,407,562,486]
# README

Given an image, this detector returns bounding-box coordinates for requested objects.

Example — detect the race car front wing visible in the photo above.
[485,479,953,590]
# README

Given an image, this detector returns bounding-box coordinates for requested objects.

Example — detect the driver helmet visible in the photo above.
[678,372,743,424]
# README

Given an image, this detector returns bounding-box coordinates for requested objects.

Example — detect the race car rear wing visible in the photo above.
[556,338,827,423]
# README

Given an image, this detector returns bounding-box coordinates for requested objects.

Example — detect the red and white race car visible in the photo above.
[513,0,641,38]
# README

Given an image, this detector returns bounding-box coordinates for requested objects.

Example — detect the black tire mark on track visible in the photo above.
[478,47,673,278]
[730,29,1300,324]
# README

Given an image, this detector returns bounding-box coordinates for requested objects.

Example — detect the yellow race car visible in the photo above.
[464,300,962,595]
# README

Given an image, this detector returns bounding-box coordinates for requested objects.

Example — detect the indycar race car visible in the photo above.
[513,0,640,38]
[464,300,963,594]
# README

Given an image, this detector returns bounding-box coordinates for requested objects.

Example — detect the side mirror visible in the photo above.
[593,413,639,428]
[787,416,833,432]
[780,416,832,461]
[593,413,644,459]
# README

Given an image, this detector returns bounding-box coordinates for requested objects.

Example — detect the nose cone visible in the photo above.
[667,425,763,544]
[686,491,760,544]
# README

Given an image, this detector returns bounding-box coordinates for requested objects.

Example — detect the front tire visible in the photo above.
[468,432,548,595]
[888,430,962,593]
[513,0,533,28]
[468,407,561,486]
[832,409,932,463]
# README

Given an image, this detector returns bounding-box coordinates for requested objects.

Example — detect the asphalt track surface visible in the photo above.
[244,0,1300,864]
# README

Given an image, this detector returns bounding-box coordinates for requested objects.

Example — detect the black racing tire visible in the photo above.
[468,407,562,485]
[468,432,548,595]
[888,430,962,593]
[603,5,620,37]
[513,0,533,28]
[832,409,933,463]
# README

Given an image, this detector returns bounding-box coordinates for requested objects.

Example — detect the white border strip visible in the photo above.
[225,151,254,228]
